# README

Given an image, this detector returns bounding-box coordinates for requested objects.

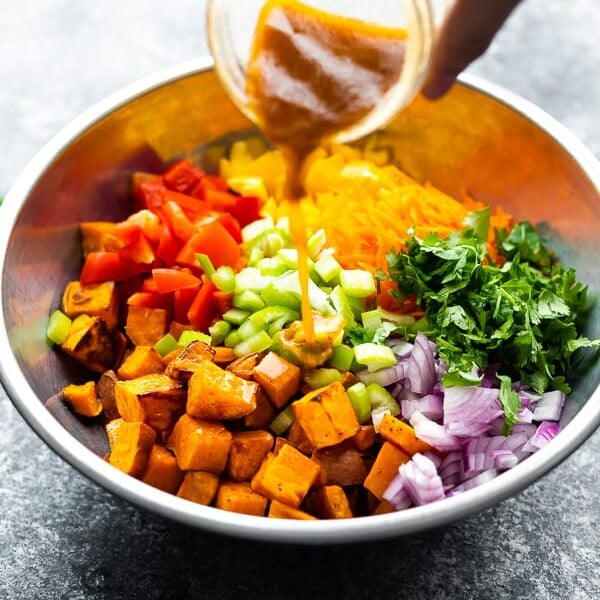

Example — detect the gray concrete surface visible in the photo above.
[1,1,599,598]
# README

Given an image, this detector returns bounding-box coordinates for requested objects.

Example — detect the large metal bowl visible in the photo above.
[1,59,599,544]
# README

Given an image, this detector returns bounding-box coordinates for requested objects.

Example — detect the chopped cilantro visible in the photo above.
[386,217,599,402]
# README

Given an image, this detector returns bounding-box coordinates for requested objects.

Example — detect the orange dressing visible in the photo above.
[246,0,407,343]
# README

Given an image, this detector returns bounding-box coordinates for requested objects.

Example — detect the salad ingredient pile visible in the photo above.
[47,143,598,519]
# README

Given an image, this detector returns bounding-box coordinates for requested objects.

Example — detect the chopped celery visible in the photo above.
[241,216,274,243]
[195,253,216,279]
[347,295,367,319]
[307,229,327,260]
[304,368,343,389]
[347,382,371,424]
[209,320,231,345]
[224,329,243,348]
[267,316,290,337]
[366,382,400,415]
[234,267,269,293]
[237,318,262,340]
[329,285,357,329]
[328,344,354,371]
[247,305,299,329]
[277,248,299,269]
[314,254,342,283]
[178,330,212,346]
[154,333,178,357]
[222,307,250,326]
[257,256,288,277]
[233,330,273,357]
[269,405,295,435]
[212,265,236,293]
[247,246,265,266]
[261,282,301,311]
[339,269,376,298]
[353,342,397,372]
[275,216,290,232]
[361,309,382,331]
[275,271,333,314]
[248,228,292,258]
[233,289,265,312]
[46,310,72,345]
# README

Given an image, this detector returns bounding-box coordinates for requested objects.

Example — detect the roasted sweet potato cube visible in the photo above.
[292,382,359,449]
[286,420,314,455]
[61,314,127,373]
[312,441,368,487]
[118,345,165,380]
[62,280,119,328]
[141,445,183,494]
[251,443,320,508]
[96,370,119,421]
[164,340,216,382]
[267,500,318,520]
[307,485,353,519]
[215,482,268,516]
[252,351,301,408]
[226,352,263,380]
[243,389,276,429]
[125,305,169,346]
[176,471,220,505]
[187,360,258,420]
[79,221,118,257]
[378,414,433,455]
[363,441,410,501]
[168,414,232,472]
[226,430,274,481]
[374,500,396,515]
[114,373,186,433]
[351,425,377,452]
[106,418,156,477]
[62,381,103,417]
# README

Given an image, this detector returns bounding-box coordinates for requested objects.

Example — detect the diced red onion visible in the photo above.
[382,473,412,510]
[532,390,565,421]
[516,407,534,423]
[522,421,561,453]
[356,361,407,386]
[388,341,414,357]
[492,450,519,470]
[443,385,503,437]
[410,411,460,452]
[405,332,436,395]
[447,469,499,496]
[401,394,444,422]
[399,453,446,506]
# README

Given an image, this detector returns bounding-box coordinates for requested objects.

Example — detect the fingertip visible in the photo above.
[422,74,456,100]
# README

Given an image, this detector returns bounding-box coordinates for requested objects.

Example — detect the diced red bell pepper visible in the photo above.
[127,291,172,310]
[230,195,262,228]
[125,209,162,244]
[162,159,205,194]
[80,252,148,285]
[173,286,199,323]
[187,281,218,332]
[156,222,183,266]
[163,190,210,216]
[152,268,201,294]
[134,180,167,211]
[213,290,234,315]
[215,212,242,243]
[176,220,241,270]
[190,174,228,200]
[162,200,195,242]
[113,222,156,264]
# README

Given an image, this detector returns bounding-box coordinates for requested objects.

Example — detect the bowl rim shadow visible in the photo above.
[1,58,600,545]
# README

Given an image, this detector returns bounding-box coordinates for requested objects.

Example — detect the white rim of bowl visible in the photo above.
[1,58,600,544]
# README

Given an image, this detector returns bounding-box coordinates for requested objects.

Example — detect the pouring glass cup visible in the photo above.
[206,0,446,146]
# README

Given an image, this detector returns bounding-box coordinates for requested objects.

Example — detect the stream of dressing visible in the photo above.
[245,0,407,345]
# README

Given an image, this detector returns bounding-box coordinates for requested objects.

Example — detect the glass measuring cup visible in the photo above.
[207,0,441,146]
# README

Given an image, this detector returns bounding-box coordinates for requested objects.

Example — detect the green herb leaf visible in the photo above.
[497,374,522,435]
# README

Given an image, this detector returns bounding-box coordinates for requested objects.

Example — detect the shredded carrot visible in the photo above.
[257,146,512,276]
